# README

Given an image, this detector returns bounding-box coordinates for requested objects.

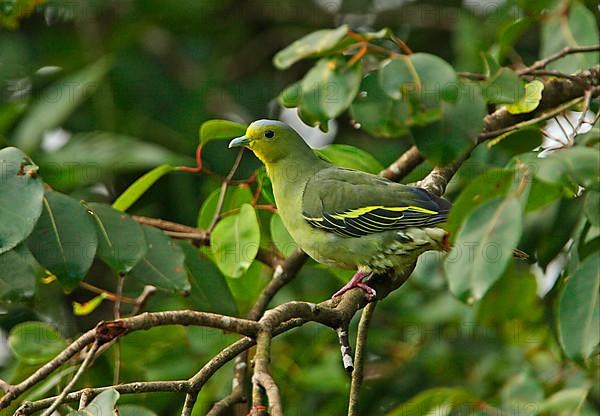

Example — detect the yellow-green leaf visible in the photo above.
[505,80,544,115]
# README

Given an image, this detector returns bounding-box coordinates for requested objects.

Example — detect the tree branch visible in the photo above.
[40,342,99,416]
[418,66,599,196]
[132,214,284,269]
[348,302,377,416]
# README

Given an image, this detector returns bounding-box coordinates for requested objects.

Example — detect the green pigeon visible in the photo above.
[229,120,451,299]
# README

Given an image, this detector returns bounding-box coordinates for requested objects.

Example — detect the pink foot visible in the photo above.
[332,271,376,300]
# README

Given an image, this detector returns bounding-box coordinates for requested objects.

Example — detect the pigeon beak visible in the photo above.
[228,135,251,148]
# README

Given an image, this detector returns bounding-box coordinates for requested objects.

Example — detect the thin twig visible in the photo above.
[569,89,593,143]
[79,281,136,304]
[205,250,307,415]
[208,148,245,232]
[40,342,99,416]
[132,214,283,268]
[518,45,600,75]
[348,302,377,416]
[113,273,125,385]
[337,326,354,373]
[478,95,586,141]
[130,285,157,316]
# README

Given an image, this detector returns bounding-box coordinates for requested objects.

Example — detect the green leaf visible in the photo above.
[488,127,543,153]
[270,214,297,258]
[482,67,526,104]
[557,253,599,363]
[315,144,383,174]
[447,168,515,236]
[541,3,599,74]
[300,57,362,121]
[388,387,477,416]
[379,53,458,103]
[0,147,44,255]
[0,245,36,302]
[349,72,410,138]
[73,292,107,316]
[536,197,584,268]
[411,82,486,165]
[505,80,544,114]
[12,57,112,153]
[8,321,68,365]
[117,405,158,416]
[584,190,600,227]
[200,119,248,144]
[273,25,349,69]
[112,164,175,212]
[179,242,237,316]
[197,185,254,229]
[27,191,98,289]
[71,389,120,416]
[525,176,563,212]
[444,196,523,302]
[129,226,190,294]
[536,147,600,190]
[278,82,302,108]
[211,203,260,278]
[500,368,544,408]
[85,202,147,273]
[537,388,590,415]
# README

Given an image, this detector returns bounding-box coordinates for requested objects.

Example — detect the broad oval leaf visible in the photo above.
[411,82,486,166]
[0,245,36,302]
[273,25,349,69]
[179,241,237,315]
[70,389,120,416]
[270,214,297,258]
[444,196,523,302]
[446,168,515,236]
[315,144,383,174]
[300,57,362,121]
[117,405,158,416]
[584,190,600,227]
[541,3,599,74]
[482,67,526,104]
[200,119,247,144]
[211,203,260,278]
[379,53,458,103]
[112,164,175,212]
[349,72,410,138]
[27,191,98,289]
[85,202,148,273]
[558,253,600,363]
[8,321,68,365]
[536,146,600,190]
[278,82,302,108]
[197,185,254,230]
[505,80,544,114]
[0,147,44,255]
[129,226,190,294]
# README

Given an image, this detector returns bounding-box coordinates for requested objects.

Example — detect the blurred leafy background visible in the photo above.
[0,0,599,415]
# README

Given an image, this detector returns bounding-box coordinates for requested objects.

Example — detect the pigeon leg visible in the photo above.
[332,271,376,300]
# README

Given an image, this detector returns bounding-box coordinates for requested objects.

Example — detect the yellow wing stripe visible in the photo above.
[329,205,437,220]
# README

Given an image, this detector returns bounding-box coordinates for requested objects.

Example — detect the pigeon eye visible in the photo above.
[264,130,275,139]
